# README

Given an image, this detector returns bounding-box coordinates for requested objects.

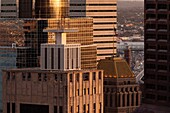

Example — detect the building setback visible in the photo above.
[144,0,170,112]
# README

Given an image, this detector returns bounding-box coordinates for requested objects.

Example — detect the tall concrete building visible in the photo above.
[144,0,170,112]
[1,0,117,61]
[69,0,117,60]
[98,57,141,113]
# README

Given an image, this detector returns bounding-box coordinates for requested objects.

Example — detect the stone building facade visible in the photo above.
[98,57,141,113]
[2,69,103,113]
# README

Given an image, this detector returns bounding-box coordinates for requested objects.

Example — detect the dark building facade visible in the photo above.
[19,0,33,18]
[144,0,170,112]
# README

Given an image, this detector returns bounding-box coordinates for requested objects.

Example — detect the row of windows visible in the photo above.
[1,4,16,6]
[146,52,170,60]
[1,10,16,12]
[70,103,101,113]
[97,53,114,56]
[7,72,102,82]
[146,74,170,81]
[6,72,64,82]
[69,72,102,82]
[146,4,170,10]
[104,86,138,93]
[70,4,116,6]
[94,28,115,31]
[54,106,63,113]
[70,10,116,12]
[81,87,96,95]
[7,103,15,113]
[145,94,170,101]
[105,93,139,107]
[146,14,170,20]
[94,41,114,44]
[145,63,170,70]
[145,44,170,51]
[145,34,170,40]
[70,16,117,18]
[146,24,170,30]
[94,22,117,25]
[146,84,170,91]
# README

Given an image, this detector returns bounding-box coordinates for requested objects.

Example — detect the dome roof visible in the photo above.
[98,57,134,78]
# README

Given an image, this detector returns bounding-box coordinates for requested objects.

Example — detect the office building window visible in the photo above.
[22,73,26,81]
[54,106,57,113]
[60,75,62,81]
[45,48,47,69]
[59,106,63,113]
[77,105,79,113]
[12,103,15,113]
[51,48,54,69]
[38,73,41,81]
[93,103,96,113]
[93,72,96,80]
[76,73,79,82]
[12,72,15,80]
[84,88,86,95]
[7,103,10,113]
[70,74,72,82]
[27,73,31,81]
[83,104,86,113]
[43,74,47,81]
[58,48,60,69]
[70,106,72,113]
[99,71,102,79]
[94,87,96,94]
[55,74,57,81]
[83,72,89,81]
[7,72,10,80]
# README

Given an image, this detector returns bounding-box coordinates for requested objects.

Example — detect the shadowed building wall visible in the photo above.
[143,0,170,113]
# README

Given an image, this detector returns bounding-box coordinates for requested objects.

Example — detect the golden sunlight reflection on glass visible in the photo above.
[50,0,68,18]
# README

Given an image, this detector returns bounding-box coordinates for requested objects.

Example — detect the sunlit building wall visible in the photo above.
[70,0,117,60]
[47,18,97,69]
[2,69,103,113]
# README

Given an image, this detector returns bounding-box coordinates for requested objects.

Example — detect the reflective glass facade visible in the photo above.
[1,0,69,18]
[1,0,117,61]
[0,47,17,111]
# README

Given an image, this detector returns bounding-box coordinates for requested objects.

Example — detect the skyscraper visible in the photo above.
[1,0,117,61]
[70,0,117,60]
[144,0,170,112]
